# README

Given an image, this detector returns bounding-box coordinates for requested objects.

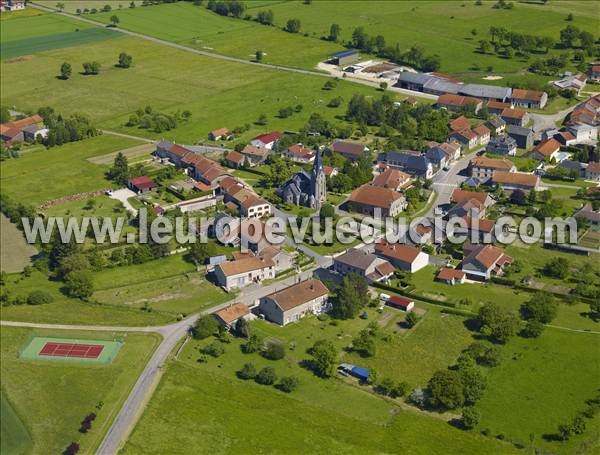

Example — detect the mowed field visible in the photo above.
[0,214,37,273]
[0,326,160,455]
[0,29,384,145]
[53,0,600,75]
[123,318,518,454]
[0,135,143,206]
[1,393,32,455]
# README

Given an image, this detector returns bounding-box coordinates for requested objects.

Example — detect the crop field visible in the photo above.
[0,135,143,206]
[122,319,518,454]
[0,326,160,455]
[475,328,600,454]
[0,214,37,273]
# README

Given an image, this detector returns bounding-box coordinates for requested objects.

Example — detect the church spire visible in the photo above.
[312,147,323,176]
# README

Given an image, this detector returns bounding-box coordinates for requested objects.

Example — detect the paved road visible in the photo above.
[529,105,577,135]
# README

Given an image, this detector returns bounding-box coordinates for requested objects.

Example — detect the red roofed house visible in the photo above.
[436,267,466,285]
[461,244,513,280]
[530,138,561,162]
[323,165,338,178]
[155,140,192,167]
[0,114,45,145]
[374,242,429,273]
[225,150,246,168]
[449,115,471,132]
[240,144,269,166]
[585,162,600,182]
[284,143,315,163]
[251,131,283,150]
[469,156,516,180]
[437,94,482,114]
[491,171,540,191]
[333,248,395,283]
[372,168,412,191]
[473,124,491,146]
[386,295,415,312]
[589,64,600,82]
[128,176,158,193]
[208,127,233,141]
[330,140,367,161]
[346,185,407,217]
[500,107,529,127]
[213,302,250,329]
[486,100,512,115]
[450,129,478,149]
[511,88,548,109]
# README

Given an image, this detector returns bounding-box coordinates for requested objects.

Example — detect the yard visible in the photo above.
[0,326,160,455]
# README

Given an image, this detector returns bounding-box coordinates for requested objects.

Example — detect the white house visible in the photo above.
[259,279,329,325]
[374,242,429,273]
[214,256,275,291]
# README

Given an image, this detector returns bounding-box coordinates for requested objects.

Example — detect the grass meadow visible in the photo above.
[0,214,37,273]
[0,135,143,206]
[122,313,519,454]
[0,326,160,455]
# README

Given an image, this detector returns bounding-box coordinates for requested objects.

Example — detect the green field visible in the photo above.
[0,326,160,454]
[0,393,32,455]
[0,135,142,206]
[0,214,37,273]
[123,319,518,454]
[0,30,392,145]
[476,327,600,454]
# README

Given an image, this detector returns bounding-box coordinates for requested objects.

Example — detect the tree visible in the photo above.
[459,366,486,404]
[319,203,335,219]
[278,376,299,393]
[308,339,337,377]
[56,2,65,11]
[479,40,492,54]
[332,273,368,319]
[520,292,558,324]
[118,52,133,68]
[60,62,72,80]
[193,314,219,339]
[241,334,263,353]
[566,13,574,21]
[108,152,129,184]
[379,81,388,91]
[477,302,519,344]
[510,189,527,205]
[189,240,217,265]
[64,271,94,299]
[202,342,225,357]
[428,369,464,409]
[590,300,600,320]
[328,23,341,42]
[82,61,101,75]
[263,339,285,360]
[27,290,53,305]
[57,253,90,280]
[234,317,250,338]
[405,311,420,328]
[522,320,545,338]
[285,18,301,33]
[543,257,569,279]
[351,329,376,357]
[237,362,256,380]
[256,9,274,25]
[462,407,481,429]
[559,25,580,48]
[64,442,80,455]
[255,366,277,385]
[255,50,264,62]
[110,15,120,26]
[256,113,268,125]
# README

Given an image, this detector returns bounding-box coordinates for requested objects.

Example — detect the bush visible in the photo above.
[237,362,256,380]
[521,320,544,338]
[27,290,53,305]
[201,342,225,357]
[263,339,285,360]
[255,366,277,385]
[241,334,263,353]
[193,315,219,339]
[278,376,299,393]
[462,407,481,429]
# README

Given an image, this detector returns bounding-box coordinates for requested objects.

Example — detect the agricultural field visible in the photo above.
[0,135,143,206]
[0,326,160,454]
[0,214,37,273]
[123,314,518,454]
[0,11,117,59]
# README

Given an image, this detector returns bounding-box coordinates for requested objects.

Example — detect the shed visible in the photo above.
[386,295,415,312]
[330,49,360,66]
[127,176,157,193]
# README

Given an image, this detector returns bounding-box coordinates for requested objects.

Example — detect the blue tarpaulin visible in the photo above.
[350,366,369,381]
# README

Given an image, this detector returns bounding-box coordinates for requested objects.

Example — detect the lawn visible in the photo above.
[122,320,518,454]
[475,327,600,454]
[0,135,143,206]
[1,393,32,455]
[0,28,391,145]
[0,326,160,455]
[91,254,231,315]
[0,214,37,273]
[0,269,173,326]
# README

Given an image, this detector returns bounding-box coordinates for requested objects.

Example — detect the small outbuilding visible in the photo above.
[386,295,415,312]
[330,50,360,66]
[127,176,158,193]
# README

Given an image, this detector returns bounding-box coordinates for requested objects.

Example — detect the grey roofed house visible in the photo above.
[396,71,435,87]
[425,146,449,166]
[486,115,506,130]
[557,159,586,176]
[506,124,534,149]
[384,151,432,178]
[423,78,462,95]
[486,135,517,156]
[464,176,482,187]
[574,203,600,225]
[459,84,512,101]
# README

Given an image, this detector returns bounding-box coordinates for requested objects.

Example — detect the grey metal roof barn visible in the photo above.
[459,84,512,101]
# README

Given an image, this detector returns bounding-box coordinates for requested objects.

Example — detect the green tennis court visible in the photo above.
[19,336,123,364]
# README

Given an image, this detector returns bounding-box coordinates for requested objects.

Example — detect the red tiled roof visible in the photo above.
[438,94,482,108]
[387,295,413,309]
[437,267,466,281]
[451,189,490,205]
[533,138,560,157]
[449,116,470,132]
[473,124,490,137]
[226,150,245,164]
[128,175,157,190]
[348,185,404,210]
[375,241,422,264]
[331,140,366,157]
[287,143,314,160]
[215,303,249,324]
[372,168,411,189]
[491,171,539,188]
[470,156,515,171]
[512,88,545,102]
[501,107,527,119]
[253,131,282,144]
[487,100,511,111]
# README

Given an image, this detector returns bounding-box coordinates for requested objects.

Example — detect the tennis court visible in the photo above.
[19,337,123,364]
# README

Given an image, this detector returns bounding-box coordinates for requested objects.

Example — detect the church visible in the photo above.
[278,148,326,209]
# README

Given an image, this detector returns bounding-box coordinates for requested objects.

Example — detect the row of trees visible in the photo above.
[59,53,132,80]
[38,106,99,148]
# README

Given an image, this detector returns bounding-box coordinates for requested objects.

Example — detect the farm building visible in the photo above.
[386,295,415,312]
[213,303,250,329]
[330,50,360,66]
[127,176,158,193]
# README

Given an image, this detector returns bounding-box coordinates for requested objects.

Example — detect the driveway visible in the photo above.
[109,188,138,216]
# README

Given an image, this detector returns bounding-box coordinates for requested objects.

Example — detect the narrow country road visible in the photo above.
[101,129,157,144]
